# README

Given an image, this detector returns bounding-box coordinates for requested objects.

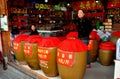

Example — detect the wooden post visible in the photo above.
[0,0,12,62]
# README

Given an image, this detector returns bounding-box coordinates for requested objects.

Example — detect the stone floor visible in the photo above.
[0,62,34,79]
[0,61,115,79]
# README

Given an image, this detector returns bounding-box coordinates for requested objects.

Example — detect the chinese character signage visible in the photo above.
[38,47,50,60]
[13,42,20,52]
[107,0,120,8]
[57,49,74,67]
[24,43,32,56]
[71,0,104,11]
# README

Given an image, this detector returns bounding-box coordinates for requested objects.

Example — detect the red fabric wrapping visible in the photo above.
[13,34,29,43]
[111,31,120,37]
[57,36,66,41]
[66,32,78,39]
[100,42,115,50]
[63,23,76,30]
[89,30,100,41]
[38,37,61,47]
[58,39,88,52]
[26,35,42,43]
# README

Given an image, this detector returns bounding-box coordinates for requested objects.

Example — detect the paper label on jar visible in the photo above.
[57,49,74,67]
[13,42,20,52]
[38,47,50,60]
[24,43,32,56]
[39,60,48,68]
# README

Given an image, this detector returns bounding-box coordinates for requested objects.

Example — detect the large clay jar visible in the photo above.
[13,34,29,64]
[110,35,119,44]
[57,38,88,79]
[38,37,60,77]
[24,35,41,70]
[110,31,120,44]
[89,29,100,62]
[89,40,99,62]
[99,42,115,66]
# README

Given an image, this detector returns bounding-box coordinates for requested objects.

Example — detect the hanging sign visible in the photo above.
[0,15,8,31]
[35,3,51,9]
[9,8,27,14]
[107,0,120,8]
[57,49,74,67]
[71,0,104,11]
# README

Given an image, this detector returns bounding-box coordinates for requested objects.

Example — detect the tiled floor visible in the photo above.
[0,61,115,79]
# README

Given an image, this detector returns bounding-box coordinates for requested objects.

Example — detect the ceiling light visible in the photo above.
[95,0,99,3]
[45,0,48,3]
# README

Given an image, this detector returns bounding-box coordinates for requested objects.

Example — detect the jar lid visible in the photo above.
[100,42,115,50]
[26,35,42,43]
[38,37,60,47]
[111,31,120,37]
[14,34,29,43]
[66,32,78,39]
[58,39,88,52]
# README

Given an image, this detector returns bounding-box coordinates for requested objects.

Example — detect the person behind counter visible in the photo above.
[75,9,93,68]
[30,24,39,35]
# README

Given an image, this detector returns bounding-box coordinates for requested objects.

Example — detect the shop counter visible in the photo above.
[38,30,63,37]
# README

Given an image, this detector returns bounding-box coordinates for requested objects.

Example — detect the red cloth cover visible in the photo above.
[58,38,88,52]
[100,42,115,50]
[38,37,61,47]
[89,30,100,41]
[14,34,29,43]
[26,35,42,43]
[66,32,78,39]
[111,31,120,37]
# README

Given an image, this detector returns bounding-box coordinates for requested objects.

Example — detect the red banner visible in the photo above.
[24,43,32,56]
[107,0,120,8]
[13,42,20,52]
[71,0,104,11]
[38,47,50,60]
[57,49,74,67]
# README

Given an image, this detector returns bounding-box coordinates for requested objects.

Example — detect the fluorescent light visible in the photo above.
[95,0,99,3]
[45,0,48,3]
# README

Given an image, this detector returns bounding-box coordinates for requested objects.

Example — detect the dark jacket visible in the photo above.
[30,29,39,35]
[75,17,93,39]
[11,26,19,35]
